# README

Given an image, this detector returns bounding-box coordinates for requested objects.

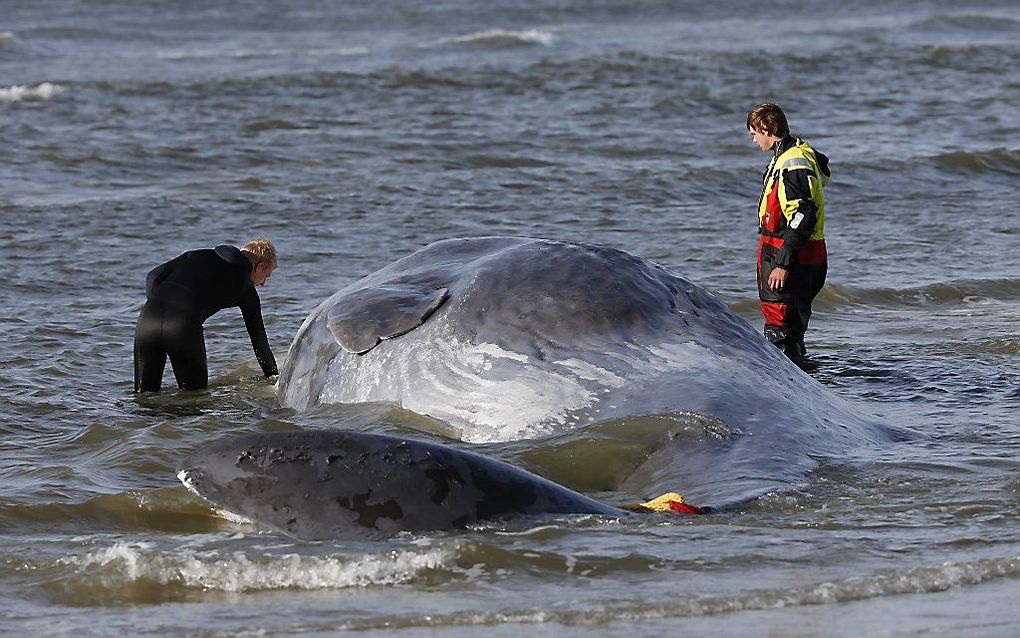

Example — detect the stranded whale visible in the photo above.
[177,430,623,540]
[278,236,796,440]
[180,237,903,538]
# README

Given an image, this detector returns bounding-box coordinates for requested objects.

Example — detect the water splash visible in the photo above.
[0,82,64,102]
[61,541,455,592]
[439,29,554,47]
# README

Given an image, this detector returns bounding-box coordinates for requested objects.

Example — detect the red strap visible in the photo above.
[668,500,706,515]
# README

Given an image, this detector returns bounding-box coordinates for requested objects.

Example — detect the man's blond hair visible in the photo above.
[242,238,277,268]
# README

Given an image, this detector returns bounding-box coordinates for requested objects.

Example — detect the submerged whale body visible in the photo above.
[179,237,903,538]
[177,430,622,540]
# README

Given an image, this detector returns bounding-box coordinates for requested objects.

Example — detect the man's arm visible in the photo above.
[239,287,279,378]
[774,168,819,268]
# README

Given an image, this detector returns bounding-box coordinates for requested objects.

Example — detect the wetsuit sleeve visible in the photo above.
[239,287,279,377]
[775,169,819,268]
[145,252,187,298]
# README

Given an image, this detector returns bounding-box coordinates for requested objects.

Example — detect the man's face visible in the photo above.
[252,260,276,286]
[749,128,781,152]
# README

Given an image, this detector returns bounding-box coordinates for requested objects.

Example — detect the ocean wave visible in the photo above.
[243,118,311,133]
[0,31,15,49]
[919,43,1019,72]
[60,541,455,592]
[460,154,554,169]
[156,45,368,61]
[0,82,64,103]
[820,278,1020,309]
[0,489,228,534]
[839,150,1018,185]
[438,28,553,48]
[933,148,1020,176]
[334,554,1020,629]
[910,14,1020,32]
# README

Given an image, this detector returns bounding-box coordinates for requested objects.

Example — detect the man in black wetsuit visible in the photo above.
[133,239,279,392]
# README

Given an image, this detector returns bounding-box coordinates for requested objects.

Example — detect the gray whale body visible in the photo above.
[278,237,813,442]
[177,430,622,540]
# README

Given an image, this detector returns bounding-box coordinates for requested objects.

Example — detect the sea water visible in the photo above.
[1,1,1019,634]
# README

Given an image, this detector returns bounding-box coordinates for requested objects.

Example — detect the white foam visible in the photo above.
[0,82,64,102]
[176,469,199,495]
[211,508,257,526]
[440,29,554,47]
[66,541,455,592]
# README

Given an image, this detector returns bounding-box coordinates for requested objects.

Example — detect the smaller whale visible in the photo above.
[177,430,624,540]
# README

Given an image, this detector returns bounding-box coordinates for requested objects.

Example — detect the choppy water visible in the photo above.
[2,0,1019,635]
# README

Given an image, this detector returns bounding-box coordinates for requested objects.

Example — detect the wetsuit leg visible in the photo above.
[162,313,209,390]
[134,302,168,392]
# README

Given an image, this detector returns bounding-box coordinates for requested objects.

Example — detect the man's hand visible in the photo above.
[768,267,789,292]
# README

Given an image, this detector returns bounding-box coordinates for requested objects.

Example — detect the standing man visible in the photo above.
[746,103,830,370]
[134,239,279,392]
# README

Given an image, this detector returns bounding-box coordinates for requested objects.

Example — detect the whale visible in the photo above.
[177,430,625,540]
[180,237,904,538]
[277,236,793,441]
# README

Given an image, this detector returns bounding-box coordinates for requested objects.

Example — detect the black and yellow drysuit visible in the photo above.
[756,136,830,362]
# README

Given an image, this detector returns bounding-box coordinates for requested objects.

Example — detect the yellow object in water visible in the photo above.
[619,492,687,512]
[638,492,687,512]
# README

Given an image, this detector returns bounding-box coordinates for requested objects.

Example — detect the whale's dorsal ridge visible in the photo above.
[327,284,450,354]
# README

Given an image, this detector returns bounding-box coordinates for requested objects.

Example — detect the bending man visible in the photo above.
[134,239,279,392]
